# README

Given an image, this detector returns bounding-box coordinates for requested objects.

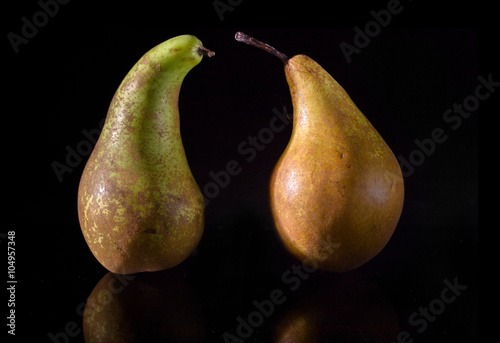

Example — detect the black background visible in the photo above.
[5,1,483,342]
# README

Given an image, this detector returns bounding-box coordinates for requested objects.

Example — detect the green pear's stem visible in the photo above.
[235,32,289,64]
[198,46,215,57]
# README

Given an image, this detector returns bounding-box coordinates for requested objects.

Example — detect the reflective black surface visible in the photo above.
[7,10,479,343]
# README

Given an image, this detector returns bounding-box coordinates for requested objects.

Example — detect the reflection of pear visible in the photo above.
[235,32,404,272]
[83,269,205,342]
[274,272,399,342]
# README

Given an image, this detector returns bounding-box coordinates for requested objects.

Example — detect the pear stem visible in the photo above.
[235,32,289,64]
[198,46,215,57]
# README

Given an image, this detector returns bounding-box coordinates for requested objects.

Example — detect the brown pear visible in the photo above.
[235,32,404,272]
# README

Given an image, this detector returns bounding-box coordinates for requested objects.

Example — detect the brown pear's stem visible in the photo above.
[198,46,215,57]
[235,32,289,64]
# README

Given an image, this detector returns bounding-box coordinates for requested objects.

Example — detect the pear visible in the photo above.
[235,32,404,272]
[78,35,214,274]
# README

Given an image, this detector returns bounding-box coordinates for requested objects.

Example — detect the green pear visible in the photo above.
[78,35,214,274]
[235,32,404,272]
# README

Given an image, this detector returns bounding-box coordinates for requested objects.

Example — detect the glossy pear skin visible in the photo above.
[78,35,206,274]
[270,55,404,272]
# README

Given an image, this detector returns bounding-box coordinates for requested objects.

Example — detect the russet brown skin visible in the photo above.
[77,36,208,275]
[270,55,404,272]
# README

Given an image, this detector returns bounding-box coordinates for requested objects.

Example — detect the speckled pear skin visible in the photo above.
[270,55,404,272]
[78,35,206,274]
